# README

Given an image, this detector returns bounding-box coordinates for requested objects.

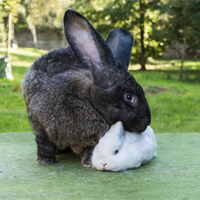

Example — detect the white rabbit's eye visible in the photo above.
[115,150,119,155]
[124,93,137,104]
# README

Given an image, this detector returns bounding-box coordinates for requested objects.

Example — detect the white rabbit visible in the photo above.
[92,121,157,171]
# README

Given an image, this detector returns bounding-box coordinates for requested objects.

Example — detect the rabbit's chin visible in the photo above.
[125,118,150,133]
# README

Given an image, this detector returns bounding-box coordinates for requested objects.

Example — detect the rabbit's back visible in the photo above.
[122,127,156,166]
[23,47,109,152]
[32,47,82,74]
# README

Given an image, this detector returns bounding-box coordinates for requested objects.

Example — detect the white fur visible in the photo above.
[92,121,157,171]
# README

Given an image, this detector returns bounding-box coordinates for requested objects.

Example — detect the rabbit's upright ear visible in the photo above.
[106,28,134,71]
[64,10,115,71]
[109,121,124,137]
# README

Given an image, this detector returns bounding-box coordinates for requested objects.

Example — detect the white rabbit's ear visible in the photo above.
[109,121,124,138]
[106,28,134,70]
[63,10,115,71]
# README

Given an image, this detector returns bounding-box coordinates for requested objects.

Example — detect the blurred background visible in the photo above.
[0,0,200,134]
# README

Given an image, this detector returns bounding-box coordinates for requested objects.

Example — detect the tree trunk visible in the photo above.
[179,37,186,80]
[7,13,12,59]
[139,0,146,70]
[179,1,186,81]
[30,25,38,49]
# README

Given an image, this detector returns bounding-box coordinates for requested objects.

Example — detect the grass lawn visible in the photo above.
[0,47,200,133]
[0,48,46,133]
[130,58,200,71]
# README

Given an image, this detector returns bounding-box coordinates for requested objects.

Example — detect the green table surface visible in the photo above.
[0,132,200,199]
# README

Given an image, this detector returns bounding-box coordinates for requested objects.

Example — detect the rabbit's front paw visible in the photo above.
[80,147,93,168]
[81,157,92,168]
[37,156,56,165]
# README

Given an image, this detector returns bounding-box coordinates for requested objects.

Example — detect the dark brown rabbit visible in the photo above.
[22,10,151,166]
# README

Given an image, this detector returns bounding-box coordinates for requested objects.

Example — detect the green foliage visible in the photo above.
[0,47,200,133]
[14,2,28,33]
[1,0,200,70]
[0,23,7,44]
[0,0,22,45]
[23,0,70,31]
[0,2,9,44]
[1,0,200,71]
[2,0,21,22]
[155,0,200,57]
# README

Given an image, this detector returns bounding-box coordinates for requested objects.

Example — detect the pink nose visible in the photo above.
[102,163,107,167]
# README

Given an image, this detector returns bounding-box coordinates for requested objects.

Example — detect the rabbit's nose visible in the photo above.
[102,163,107,168]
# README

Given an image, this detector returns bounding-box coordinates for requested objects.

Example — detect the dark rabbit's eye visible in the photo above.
[115,150,119,155]
[124,93,137,104]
